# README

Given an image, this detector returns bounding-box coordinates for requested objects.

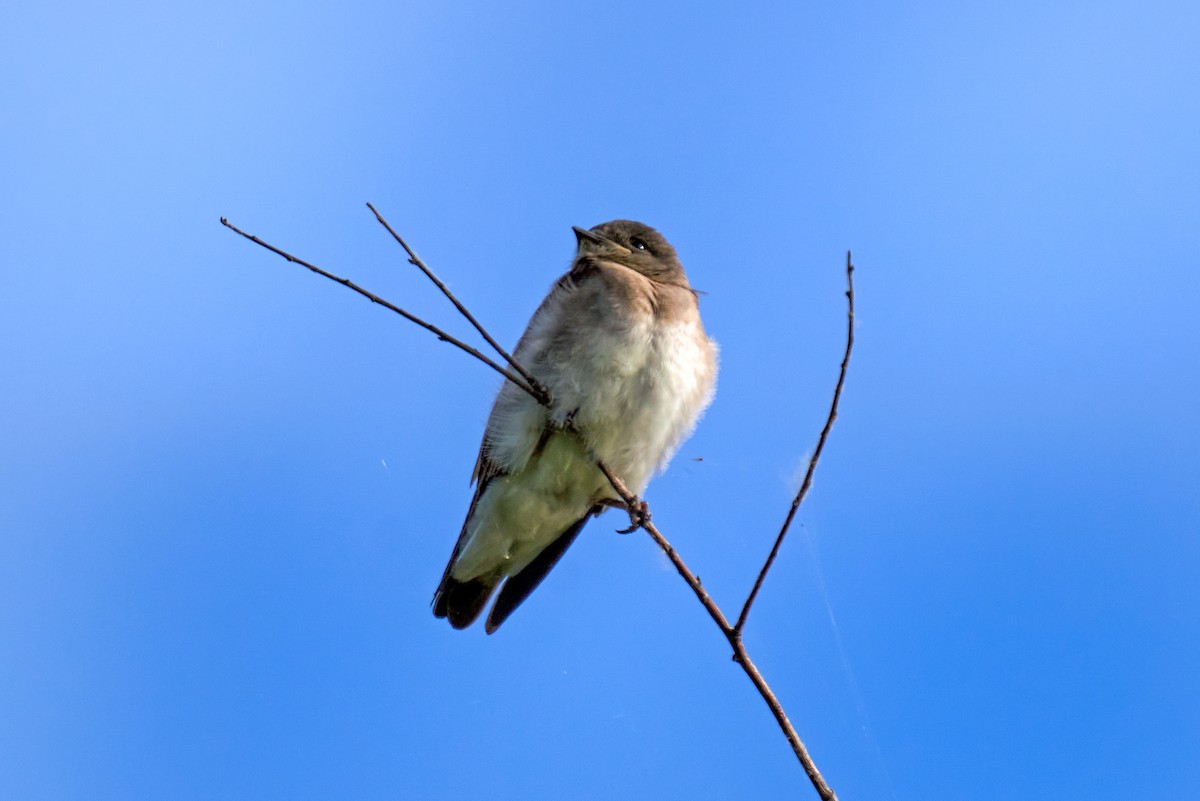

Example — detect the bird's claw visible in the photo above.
[554,408,579,432]
[616,500,650,534]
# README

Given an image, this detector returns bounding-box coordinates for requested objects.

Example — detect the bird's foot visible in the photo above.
[595,497,651,534]
[553,408,580,432]
[616,499,650,534]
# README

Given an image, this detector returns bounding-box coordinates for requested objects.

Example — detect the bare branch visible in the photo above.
[735,252,855,635]
[365,203,550,405]
[594,461,731,631]
[219,217,543,402]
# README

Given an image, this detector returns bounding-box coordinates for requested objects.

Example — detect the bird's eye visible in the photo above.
[631,238,648,251]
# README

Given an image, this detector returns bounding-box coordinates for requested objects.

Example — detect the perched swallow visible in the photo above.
[433,220,718,633]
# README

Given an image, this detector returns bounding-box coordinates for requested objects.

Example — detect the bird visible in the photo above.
[432,220,718,633]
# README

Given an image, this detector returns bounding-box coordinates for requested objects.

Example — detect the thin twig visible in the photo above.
[729,253,854,633]
[365,203,550,405]
[594,462,731,631]
[731,639,839,801]
[218,217,542,401]
[735,253,855,635]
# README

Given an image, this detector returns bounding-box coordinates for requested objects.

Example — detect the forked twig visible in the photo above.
[218,217,542,401]
[595,463,839,801]
[221,208,853,801]
[364,203,549,405]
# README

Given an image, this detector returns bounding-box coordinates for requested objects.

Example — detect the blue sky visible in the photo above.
[2,1,1198,799]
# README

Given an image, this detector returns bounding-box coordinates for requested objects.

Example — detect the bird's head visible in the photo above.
[573,220,688,286]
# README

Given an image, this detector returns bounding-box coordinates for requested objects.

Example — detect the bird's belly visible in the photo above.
[569,318,712,492]
[451,433,606,580]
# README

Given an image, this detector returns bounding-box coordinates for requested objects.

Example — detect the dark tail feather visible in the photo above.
[434,574,500,630]
[484,511,594,634]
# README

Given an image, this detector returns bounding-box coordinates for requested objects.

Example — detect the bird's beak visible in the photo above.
[573,226,631,255]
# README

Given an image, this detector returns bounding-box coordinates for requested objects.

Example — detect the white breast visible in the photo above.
[569,316,717,494]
